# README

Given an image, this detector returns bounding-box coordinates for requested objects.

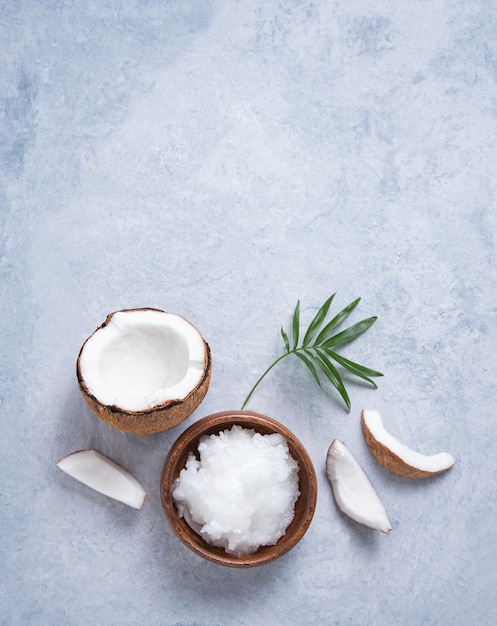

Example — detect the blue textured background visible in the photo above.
[1,1,496,624]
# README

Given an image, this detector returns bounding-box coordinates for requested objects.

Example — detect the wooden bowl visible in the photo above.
[160,410,317,567]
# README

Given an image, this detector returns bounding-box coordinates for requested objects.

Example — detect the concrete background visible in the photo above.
[2,1,496,624]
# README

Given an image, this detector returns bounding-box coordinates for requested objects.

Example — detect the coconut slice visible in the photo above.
[326,439,392,533]
[77,308,212,435]
[56,449,147,509]
[362,410,456,478]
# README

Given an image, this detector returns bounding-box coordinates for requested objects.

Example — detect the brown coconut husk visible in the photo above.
[361,410,453,479]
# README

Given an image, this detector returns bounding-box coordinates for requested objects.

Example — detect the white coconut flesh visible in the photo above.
[78,309,207,412]
[362,410,455,474]
[56,449,147,509]
[326,439,392,534]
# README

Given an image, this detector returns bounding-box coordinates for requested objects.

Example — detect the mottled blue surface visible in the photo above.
[1,1,496,624]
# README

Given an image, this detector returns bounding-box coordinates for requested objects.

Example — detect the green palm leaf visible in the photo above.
[295,350,322,388]
[314,297,361,345]
[241,294,381,411]
[292,300,300,349]
[313,349,351,410]
[303,293,335,346]
[321,316,377,349]
[281,327,290,352]
[323,349,383,387]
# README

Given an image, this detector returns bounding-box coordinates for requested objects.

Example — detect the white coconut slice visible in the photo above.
[77,308,212,435]
[362,410,456,478]
[56,449,147,509]
[326,439,392,533]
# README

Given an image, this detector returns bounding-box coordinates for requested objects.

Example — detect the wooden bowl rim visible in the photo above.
[160,410,318,567]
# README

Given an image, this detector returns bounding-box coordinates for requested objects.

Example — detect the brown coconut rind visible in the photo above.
[361,410,454,479]
[76,309,212,436]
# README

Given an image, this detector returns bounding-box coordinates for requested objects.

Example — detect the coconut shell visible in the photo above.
[76,309,212,436]
[361,411,453,479]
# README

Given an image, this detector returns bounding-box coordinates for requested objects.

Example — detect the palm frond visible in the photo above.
[242,294,382,411]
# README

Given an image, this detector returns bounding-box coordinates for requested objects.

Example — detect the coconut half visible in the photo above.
[77,308,212,435]
[362,410,456,478]
[326,439,392,533]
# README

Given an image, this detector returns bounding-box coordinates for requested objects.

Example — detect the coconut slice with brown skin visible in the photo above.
[77,308,212,435]
[326,439,392,533]
[362,410,456,478]
[57,449,147,509]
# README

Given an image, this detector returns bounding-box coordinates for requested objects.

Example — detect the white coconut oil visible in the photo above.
[172,425,300,556]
